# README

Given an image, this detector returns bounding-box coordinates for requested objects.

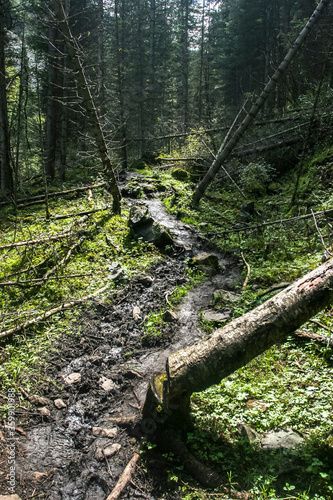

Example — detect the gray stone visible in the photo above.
[189,252,220,276]
[128,206,173,248]
[98,376,116,392]
[213,289,241,304]
[201,309,232,323]
[261,428,304,450]
[0,495,22,500]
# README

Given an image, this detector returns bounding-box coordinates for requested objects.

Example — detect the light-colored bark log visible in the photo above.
[166,259,333,401]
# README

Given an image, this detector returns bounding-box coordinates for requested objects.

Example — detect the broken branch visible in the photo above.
[106,452,140,500]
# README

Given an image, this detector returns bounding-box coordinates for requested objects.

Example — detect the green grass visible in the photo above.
[0,176,159,394]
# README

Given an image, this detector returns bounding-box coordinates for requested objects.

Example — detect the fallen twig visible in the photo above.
[0,280,113,340]
[106,452,140,500]
[0,273,92,287]
[0,182,105,207]
[241,252,251,291]
[309,319,331,331]
[293,329,333,347]
[42,237,85,280]
[0,215,88,250]
[220,208,333,235]
[258,282,291,297]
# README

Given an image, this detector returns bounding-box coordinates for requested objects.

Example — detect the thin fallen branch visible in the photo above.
[0,215,88,250]
[258,282,291,297]
[50,204,112,221]
[106,452,140,500]
[309,318,331,331]
[293,329,333,347]
[311,209,333,256]
[241,252,251,291]
[0,183,105,206]
[220,208,333,235]
[0,273,92,287]
[42,237,84,280]
[0,279,116,340]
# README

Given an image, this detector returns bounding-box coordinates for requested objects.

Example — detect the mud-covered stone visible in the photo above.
[201,308,232,323]
[189,252,220,276]
[128,206,173,248]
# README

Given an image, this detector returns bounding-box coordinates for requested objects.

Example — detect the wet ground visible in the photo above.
[1,192,240,500]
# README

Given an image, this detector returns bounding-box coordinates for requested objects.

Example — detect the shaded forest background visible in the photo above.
[1,0,333,193]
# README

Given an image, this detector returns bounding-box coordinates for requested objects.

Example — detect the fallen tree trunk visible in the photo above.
[143,259,333,423]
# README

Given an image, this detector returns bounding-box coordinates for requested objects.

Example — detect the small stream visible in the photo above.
[15,196,240,500]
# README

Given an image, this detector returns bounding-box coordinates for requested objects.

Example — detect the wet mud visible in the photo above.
[3,194,240,500]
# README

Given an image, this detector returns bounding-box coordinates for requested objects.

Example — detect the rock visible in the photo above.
[29,395,50,406]
[163,310,179,322]
[261,428,304,450]
[0,495,22,500]
[92,427,118,438]
[95,443,121,461]
[128,206,173,248]
[213,289,241,304]
[98,376,116,392]
[201,309,232,323]
[38,407,51,417]
[189,253,220,276]
[54,399,66,409]
[133,306,141,321]
[237,423,261,444]
[62,372,81,385]
[171,168,189,180]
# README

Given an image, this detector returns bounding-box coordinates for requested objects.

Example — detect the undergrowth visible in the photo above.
[0,173,159,396]
[140,141,333,500]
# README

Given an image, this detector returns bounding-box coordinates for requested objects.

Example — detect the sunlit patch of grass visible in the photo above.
[0,176,160,392]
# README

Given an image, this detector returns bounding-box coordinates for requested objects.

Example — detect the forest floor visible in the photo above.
[0,162,333,500]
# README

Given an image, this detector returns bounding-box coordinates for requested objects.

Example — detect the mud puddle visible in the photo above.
[10,195,240,500]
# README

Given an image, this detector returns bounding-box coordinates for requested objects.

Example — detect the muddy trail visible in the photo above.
[3,189,241,500]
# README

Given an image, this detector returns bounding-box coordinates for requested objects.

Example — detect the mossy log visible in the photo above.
[142,259,333,427]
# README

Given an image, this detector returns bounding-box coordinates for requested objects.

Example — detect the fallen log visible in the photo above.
[143,259,333,423]
[0,182,105,206]
[0,215,88,250]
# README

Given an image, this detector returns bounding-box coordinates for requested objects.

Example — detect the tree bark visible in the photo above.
[0,0,13,193]
[52,0,122,214]
[143,259,333,422]
[192,0,331,206]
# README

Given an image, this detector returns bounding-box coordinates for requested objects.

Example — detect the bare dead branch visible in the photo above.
[241,252,251,291]
[105,452,140,500]
[0,278,118,340]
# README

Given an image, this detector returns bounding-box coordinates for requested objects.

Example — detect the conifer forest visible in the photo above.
[0,1,333,499]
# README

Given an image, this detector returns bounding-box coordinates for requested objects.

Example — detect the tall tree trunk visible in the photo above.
[0,0,13,193]
[53,0,122,214]
[192,0,331,207]
[148,0,156,133]
[44,23,58,179]
[114,0,128,170]
[143,258,333,424]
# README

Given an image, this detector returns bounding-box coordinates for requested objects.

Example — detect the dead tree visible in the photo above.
[52,0,122,214]
[142,258,333,427]
[192,0,332,206]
